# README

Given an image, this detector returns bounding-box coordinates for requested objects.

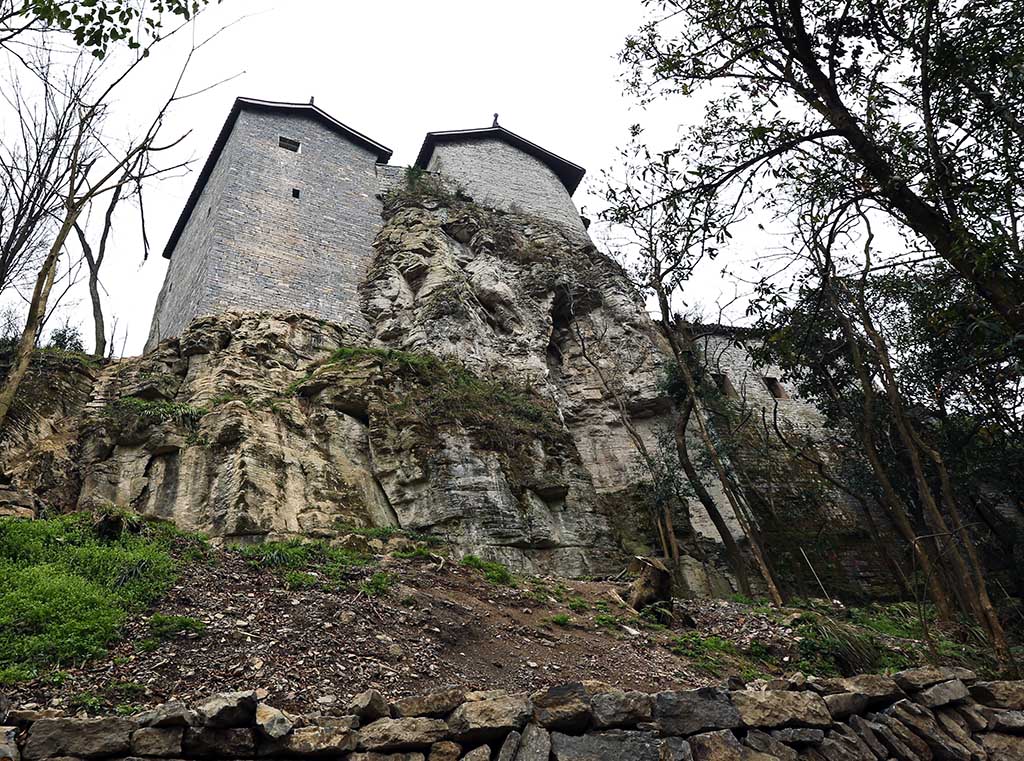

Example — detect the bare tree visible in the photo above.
[72,163,134,357]
[0,8,226,428]
[601,145,783,603]
[0,57,80,299]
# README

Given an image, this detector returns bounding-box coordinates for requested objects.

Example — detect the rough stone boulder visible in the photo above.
[732,690,831,729]
[653,688,741,737]
[22,717,135,760]
[358,717,448,751]
[130,726,184,757]
[195,690,257,728]
[261,724,359,755]
[550,729,667,760]
[590,688,653,729]
[894,666,977,692]
[254,703,293,740]
[971,681,1024,710]
[447,693,532,743]
[391,689,465,719]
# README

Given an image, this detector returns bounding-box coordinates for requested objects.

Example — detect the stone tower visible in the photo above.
[146,98,588,350]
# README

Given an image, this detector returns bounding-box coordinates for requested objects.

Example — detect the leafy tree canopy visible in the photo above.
[18,0,218,56]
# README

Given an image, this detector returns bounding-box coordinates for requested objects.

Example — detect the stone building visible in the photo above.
[145,98,589,350]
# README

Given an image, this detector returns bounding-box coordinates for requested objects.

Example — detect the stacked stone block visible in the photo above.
[4,668,1023,760]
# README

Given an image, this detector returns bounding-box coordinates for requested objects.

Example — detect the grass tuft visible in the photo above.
[461,554,515,586]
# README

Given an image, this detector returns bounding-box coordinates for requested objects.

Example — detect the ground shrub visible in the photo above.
[461,554,515,585]
[794,614,884,676]
[239,539,370,571]
[593,613,621,629]
[359,572,394,597]
[105,397,208,431]
[567,596,589,612]
[668,632,737,675]
[147,613,206,639]
[0,513,180,681]
[283,571,319,590]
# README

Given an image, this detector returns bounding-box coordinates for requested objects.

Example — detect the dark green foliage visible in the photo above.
[147,613,206,639]
[358,572,394,597]
[567,596,589,612]
[391,166,465,206]
[333,346,562,455]
[26,0,219,58]
[794,615,886,677]
[0,513,180,680]
[105,397,208,431]
[239,539,371,573]
[237,538,373,593]
[46,322,84,353]
[461,554,515,585]
[282,571,319,590]
[549,613,572,627]
[299,346,566,493]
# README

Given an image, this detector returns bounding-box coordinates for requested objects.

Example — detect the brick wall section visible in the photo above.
[146,109,384,350]
[426,137,587,234]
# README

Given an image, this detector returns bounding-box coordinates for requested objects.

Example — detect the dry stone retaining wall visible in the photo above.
[3,668,1023,760]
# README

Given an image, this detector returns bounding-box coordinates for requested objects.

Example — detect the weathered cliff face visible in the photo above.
[48,304,623,576]
[0,354,95,518]
[0,191,739,581]
[367,200,663,522]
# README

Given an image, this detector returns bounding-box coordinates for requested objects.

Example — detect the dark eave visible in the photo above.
[161,97,393,260]
[413,126,586,195]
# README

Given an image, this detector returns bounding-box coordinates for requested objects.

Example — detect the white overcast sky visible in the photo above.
[45,0,752,356]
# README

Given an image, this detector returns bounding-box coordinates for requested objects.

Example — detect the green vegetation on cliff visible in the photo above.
[294,346,567,491]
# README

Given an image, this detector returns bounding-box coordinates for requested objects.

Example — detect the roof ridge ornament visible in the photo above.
[492,113,499,127]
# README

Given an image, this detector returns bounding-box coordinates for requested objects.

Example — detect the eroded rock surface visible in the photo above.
[2,193,749,580]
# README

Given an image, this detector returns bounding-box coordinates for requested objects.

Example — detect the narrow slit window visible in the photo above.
[291,188,301,199]
[279,136,301,152]
[764,376,789,400]
[713,372,738,398]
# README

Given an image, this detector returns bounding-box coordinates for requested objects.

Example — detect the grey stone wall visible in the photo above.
[145,124,241,350]
[147,109,385,350]
[375,162,408,196]
[425,137,587,235]
[8,669,1020,760]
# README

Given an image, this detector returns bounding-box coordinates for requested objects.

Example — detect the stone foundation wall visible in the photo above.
[4,667,1022,760]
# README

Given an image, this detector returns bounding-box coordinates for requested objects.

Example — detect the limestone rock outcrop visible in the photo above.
[0,192,756,581]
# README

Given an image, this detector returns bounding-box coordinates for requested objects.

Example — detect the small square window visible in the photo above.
[291,188,301,199]
[279,136,301,152]
[764,376,789,400]
[713,372,738,398]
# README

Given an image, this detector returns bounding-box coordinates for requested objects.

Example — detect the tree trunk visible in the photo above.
[853,286,1015,672]
[0,210,79,429]
[674,403,751,595]
[87,269,105,357]
[827,290,957,620]
[663,324,784,604]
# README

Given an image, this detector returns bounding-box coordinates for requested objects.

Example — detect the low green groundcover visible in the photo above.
[0,512,179,683]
